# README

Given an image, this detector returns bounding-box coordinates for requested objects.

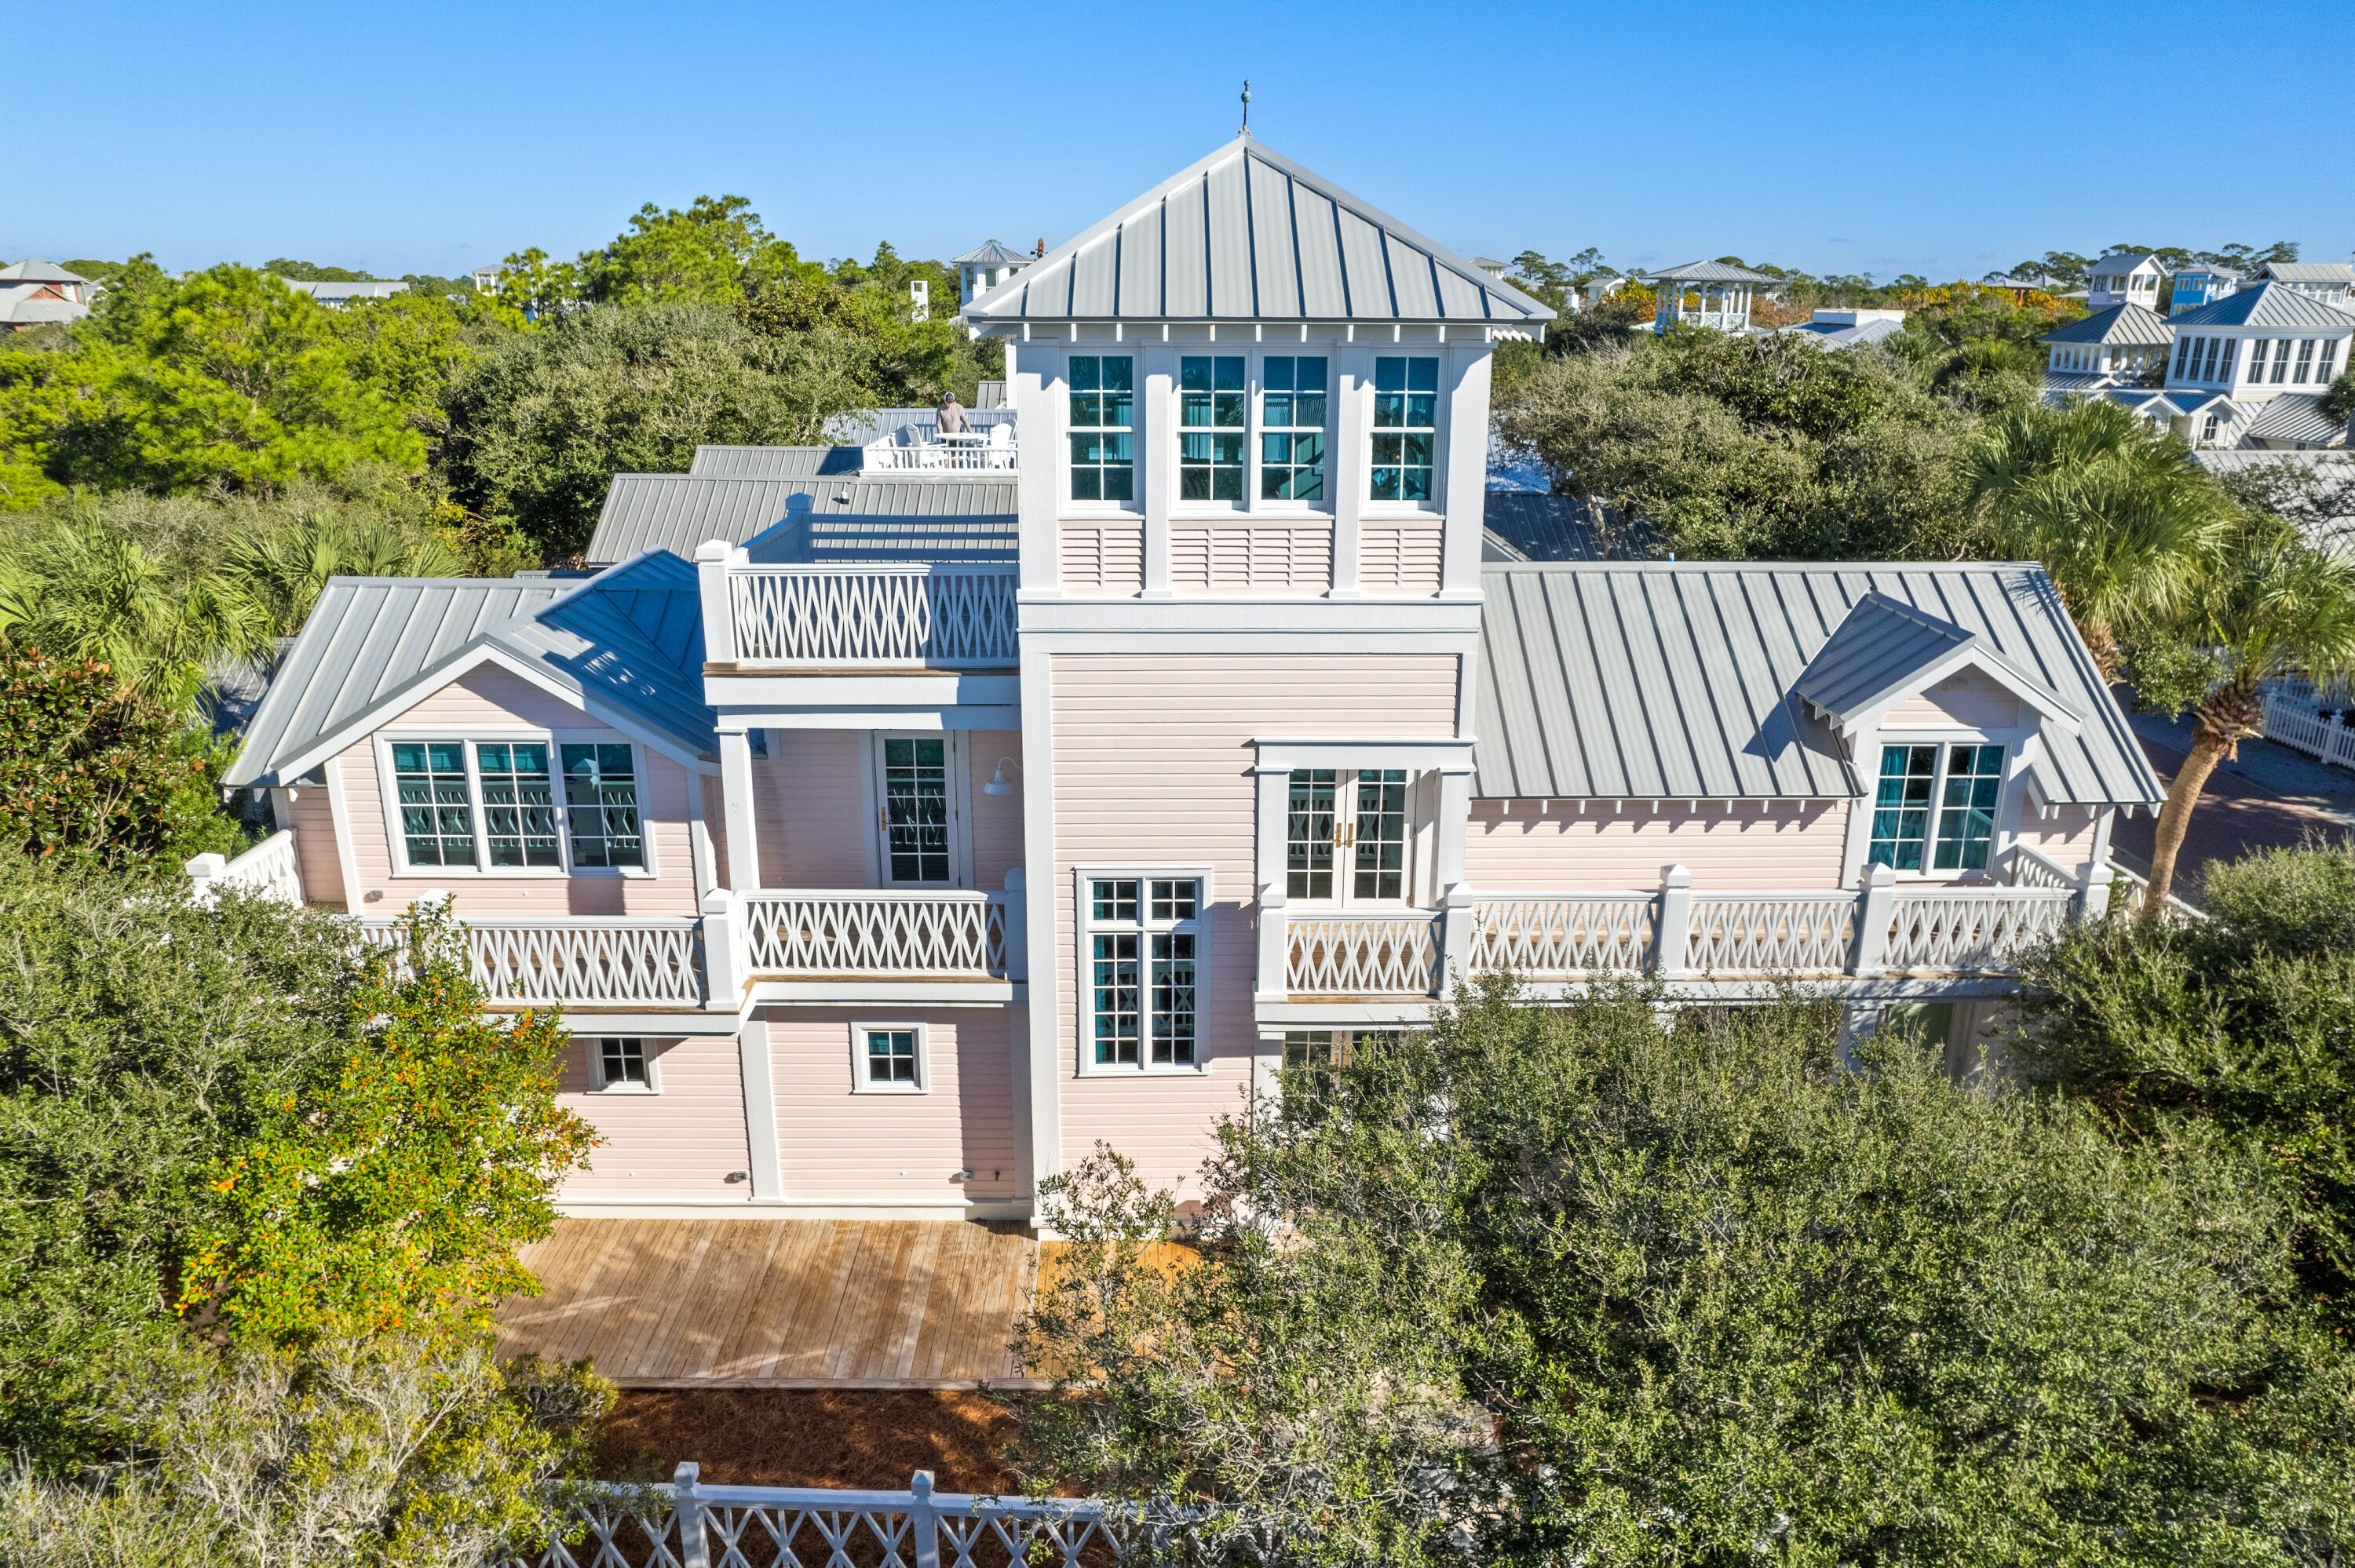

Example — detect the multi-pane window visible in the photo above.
[2293,338,2316,383]
[1933,743,2005,872]
[1086,877,1202,1069]
[2317,339,2342,385]
[1286,769,1338,898]
[1351,768,1408,899]
[1068,355,1135,503]
[1868,745,1937,871]
[862,1027,922,1090]
[476,742,560,867]
[2171,337,2193,378]
[560,743,642,868]
[1283,1030,1357,1070]
[2215,338,2237,382]
[1370,356,1438,501]
[393,740,476,866]
[880,737,952,884]
[597,1037,650,1090]
[1287,768,1414,903]
[1260,356,1327,501]
[1178,355,1246,503]
[2270,338,2293,385]
[2196,337,2219,381]
[1870,742,2006,873]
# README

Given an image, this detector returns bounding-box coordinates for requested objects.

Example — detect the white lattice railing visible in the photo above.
[512,1467,1132,1568]
[359,916,704,1006]
[2105,859,2209,923]
[1880,888,2076,972]
[186,830,304,906]
[740,890,1009,976]
[1473,895,1655,976]
[1684,892,1858,973]
[2007,844,2079,891]
[728,564,1018,667]
[863,438,1018,472]
[1287,913,1443,996]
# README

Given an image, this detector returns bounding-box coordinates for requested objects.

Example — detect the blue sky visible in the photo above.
[13,0,2350,284]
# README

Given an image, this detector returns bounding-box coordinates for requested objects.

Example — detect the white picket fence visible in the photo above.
[740,889,1010,976]
[513,1468,1134,1568]
[2259,684,2355,771]
[728,564,1019,667]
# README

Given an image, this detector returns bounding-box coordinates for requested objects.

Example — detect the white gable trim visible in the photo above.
[1811,641,2081,742]
[272,644,714,784]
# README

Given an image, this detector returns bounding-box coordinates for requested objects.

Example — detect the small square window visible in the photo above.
[596,1037,651,1090]
[859,1026,924,1091]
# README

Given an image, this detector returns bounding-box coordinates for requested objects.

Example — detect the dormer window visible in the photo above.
[1868,742,2006,874]
[1068,355,1135,504]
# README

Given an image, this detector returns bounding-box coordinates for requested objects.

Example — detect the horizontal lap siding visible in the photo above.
[967,731,1024,889]
[766,1008,1019,1202]
[2015,806,2101,873]
[1169,523,1333,594]
[1466,801,1853,892]
[1882,675,2022,730]
[753,731,868,888]
[1061,521,1145,596]
[286,785,346,909]
[559,1035,750,1201]
[1050,653,1460,1198]
[1358,523,1444,596]
[336,666,700,917]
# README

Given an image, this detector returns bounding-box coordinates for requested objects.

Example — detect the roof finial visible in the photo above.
[1239,79,1251,139]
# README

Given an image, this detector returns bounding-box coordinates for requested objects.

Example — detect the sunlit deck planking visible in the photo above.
[498,1220,1039,1387]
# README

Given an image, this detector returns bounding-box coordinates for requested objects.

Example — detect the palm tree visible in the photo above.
[1966,399,2225,674]
[221,508,462,644]
[2139,512,2355,915]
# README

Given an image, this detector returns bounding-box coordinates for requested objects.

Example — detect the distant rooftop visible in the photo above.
[1647,260,1773,284]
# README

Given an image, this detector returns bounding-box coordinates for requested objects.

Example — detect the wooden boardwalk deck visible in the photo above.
[497,1220,1040,1387]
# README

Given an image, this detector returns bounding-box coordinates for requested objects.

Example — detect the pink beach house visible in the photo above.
[214,140,2163,1221]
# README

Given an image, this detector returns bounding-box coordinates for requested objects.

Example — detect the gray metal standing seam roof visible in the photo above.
[586,474,1017,564]
[224,554,711,788]
[2039,301,2174,346]
[954,239,1031,266]
[0,259,90,283]
[1473,562,2162,808]
[1481,492,1618,562]
[1645,260,1774,284]
[688,445,861,478]
[962,139,1554,328]
[2167,282,2355,331]
[2240,395,2347,446]
[2255,261,2355,286]
[2088,251,2166,275]
[1793,592,2070,728]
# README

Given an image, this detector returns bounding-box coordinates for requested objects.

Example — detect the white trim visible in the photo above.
[556,1195,1034,1223]
[1017,644,1060,1198]
[849,1020,931,1094]
[867,731,975,889]
[1816,644,2083,740]
[1015,605,1484,640]
[1852,732,2023,883]
[271,643,710,786]
[323,755,363,915]
[585,1034,659,1093]
[738,1016,783,1199]
[744,979,1020,1007]
[1071,865,1214,1078]
[1252,737,1474,773]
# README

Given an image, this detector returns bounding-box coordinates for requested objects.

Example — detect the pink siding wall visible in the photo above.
[1061,521,1145,596]
[1169,521,1333,594]
[333,665,703,917]
[765,1007,1020,1202]
[1048,652,1461,1197]
[286,784,346,909]
[1466,800,1853,891]
[2014,806,2101,874]
[1359,522,1444,596]
[557,1034,750,1202]
[746,731,1024,891]
[1882,673,2022,730]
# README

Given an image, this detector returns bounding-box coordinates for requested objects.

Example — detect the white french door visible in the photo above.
[1284,768,1415,906]
[871,734,966,888]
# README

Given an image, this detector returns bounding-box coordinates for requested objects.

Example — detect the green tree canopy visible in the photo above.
[1020,985,2355,1564]
[579,194,816,308]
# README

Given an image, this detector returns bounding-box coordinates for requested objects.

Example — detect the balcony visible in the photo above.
[709,560,1019,670]
[860,423,1017,472]
[357,915,706,1008]
[703,877,1027,1003]
[1266,847,2109,1006]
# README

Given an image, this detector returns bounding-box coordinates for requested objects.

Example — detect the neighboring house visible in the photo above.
[2251,259,2355,314]
[276,278,410,306]
[214,141,2159,1219]
[1982,274,2062,304]
[471,267,502,294]
[953,239,1031,307]
[1645,260,1772,333]
[2036,301,2174,400]
[2169,264,2241,315]
[2083,250,2167,311]
[1767,308,1908,349]
[0,259,93,330]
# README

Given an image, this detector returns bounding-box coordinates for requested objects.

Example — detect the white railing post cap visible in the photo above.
[1663,863,1693,888]
[1866,862,1897,889]
[185,851,228,877]
[692,539,732,563]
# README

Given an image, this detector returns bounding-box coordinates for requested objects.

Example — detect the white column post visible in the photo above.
[718,729,760,892]
[736,1013,783,1201]
[1853,863,1897,975]
[1253,764,1292,1003]
[694,541,738,665]
[909,1471,941,1568]
[673,1462,712,1568]
[1001,867,1028,979]
[1654,863,1693,977]
[1439,351,1492,596]
[1141,345,1174,598]
[1439,881,1477,993]
[184,851,228,906]
[1256,886,1291,1001]
[1328,345,1366,598]
[700,886,742,1005]
[2075,859,2114,923]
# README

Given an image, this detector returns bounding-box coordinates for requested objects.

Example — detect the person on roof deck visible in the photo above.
[937,393,970,436]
